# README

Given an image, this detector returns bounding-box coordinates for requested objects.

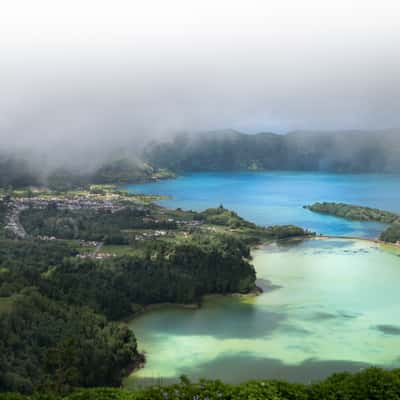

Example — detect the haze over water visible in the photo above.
[124,172,400,386]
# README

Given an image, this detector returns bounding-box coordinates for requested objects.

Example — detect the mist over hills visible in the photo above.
[145,129,400,174]
[1,129,400,188]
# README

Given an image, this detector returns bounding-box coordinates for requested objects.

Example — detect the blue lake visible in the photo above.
[125,171,400,237]
[123,172,400,385]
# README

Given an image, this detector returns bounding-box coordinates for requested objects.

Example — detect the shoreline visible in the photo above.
[123,234,399,381]
[313,234,400,249]
[125,284,264,322]
[124,234,399,325]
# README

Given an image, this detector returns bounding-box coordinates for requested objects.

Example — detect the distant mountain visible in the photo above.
[144,129,400,173]
[0,156,159,189]
[91,158,154,184]
[2,129,400,189]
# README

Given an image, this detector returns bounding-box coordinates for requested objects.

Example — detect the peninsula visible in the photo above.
[305,201,400,243]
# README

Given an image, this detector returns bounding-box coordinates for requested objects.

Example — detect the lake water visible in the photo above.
[126,171,400,238]
[123,172,400,385]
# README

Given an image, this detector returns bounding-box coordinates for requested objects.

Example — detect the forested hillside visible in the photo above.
[0,183,311,394]
[144,129,400,173]
[0,156,173,190]
[1,189,281,394]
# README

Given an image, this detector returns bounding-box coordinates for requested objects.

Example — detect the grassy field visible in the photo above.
[100,244,141,256]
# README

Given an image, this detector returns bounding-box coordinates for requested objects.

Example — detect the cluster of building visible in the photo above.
[11,196,125,213]
[4,205,28,239]
[2,194,205,248]
[35,235,58,241]
[130,219,203,241]
[133,230,168,241]
[176,219,203,227]
[78,240,98,247]
[77,252,116,260]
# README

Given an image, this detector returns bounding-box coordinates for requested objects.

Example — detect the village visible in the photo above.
[10,195,127,212]
[1,194,128,240]
[0,191,209,261]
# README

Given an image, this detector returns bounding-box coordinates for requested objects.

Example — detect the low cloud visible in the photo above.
[1,0,400,170]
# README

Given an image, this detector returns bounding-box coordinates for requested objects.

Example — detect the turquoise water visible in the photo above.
[125,172,400,238]
[125,239,400,385]
[123,172,400,385]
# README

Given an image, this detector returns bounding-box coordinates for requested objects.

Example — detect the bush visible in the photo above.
[3,368,400,400]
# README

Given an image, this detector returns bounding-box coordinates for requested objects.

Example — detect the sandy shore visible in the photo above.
[312,234,400,249]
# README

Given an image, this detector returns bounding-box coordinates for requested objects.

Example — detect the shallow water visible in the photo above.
[125,238,400,386]
[125,171,400,237]
[123,172,400,386]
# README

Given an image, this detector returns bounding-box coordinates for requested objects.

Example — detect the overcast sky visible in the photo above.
[1,0,400,161]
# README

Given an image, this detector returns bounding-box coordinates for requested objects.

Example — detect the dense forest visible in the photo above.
[380,224,400,243]
[0,289,141,393]
[2,367,400,399]
[46,235,256,320]
[305,202,400,224]
[0,230,256,392]
[0,241,143,393]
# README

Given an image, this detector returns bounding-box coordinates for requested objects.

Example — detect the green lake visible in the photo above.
[125,238,400,386]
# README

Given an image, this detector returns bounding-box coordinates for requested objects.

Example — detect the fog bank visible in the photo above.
[0,0,400,170]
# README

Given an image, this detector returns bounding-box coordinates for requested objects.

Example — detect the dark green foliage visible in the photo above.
[0,202,7,238]
[0,233,255,392]
[47,235,255,319]
[0,240,78,297]
[380,224,400,243]
[264,225,309,239]
[0,240,77,271]
[0,241,142,393]
[0,289,140,394]
[198,207,310,242]
[199,206,256,229]
[308,368,400,400]
[2,368,400,400]
[305,202,400,224]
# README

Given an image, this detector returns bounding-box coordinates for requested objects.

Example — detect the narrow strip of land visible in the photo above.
[313,234,400,248]
[305,202,400,244]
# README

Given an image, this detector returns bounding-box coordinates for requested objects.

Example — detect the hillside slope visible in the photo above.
[144,129,400,173]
